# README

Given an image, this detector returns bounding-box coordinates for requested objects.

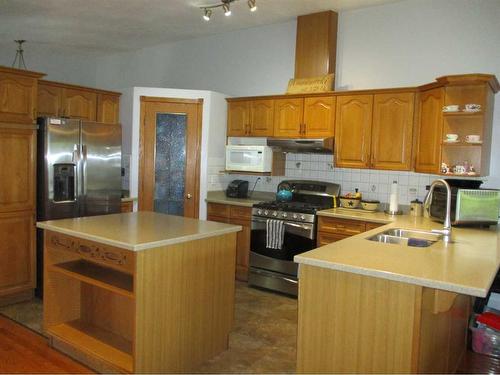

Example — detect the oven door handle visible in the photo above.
[284,221,312,231]
[251,268,298,284]
[252,217,312,231]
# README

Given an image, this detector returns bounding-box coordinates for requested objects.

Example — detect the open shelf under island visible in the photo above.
[37,212,242,373]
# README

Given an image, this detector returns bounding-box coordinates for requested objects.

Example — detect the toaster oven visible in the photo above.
[430,188,500,226]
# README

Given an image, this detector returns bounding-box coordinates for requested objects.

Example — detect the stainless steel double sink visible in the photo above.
[367,228,443,248]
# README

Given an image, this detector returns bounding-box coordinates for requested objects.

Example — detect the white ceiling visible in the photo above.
[0,0,400,53]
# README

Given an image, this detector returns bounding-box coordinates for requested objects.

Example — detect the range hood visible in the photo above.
[267,137,334,154]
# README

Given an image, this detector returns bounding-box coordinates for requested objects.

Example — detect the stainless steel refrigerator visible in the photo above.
[36,117,122,296]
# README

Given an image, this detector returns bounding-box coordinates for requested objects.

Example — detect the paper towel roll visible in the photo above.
[389,181,399,213]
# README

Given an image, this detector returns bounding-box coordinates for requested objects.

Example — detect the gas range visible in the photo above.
[248,180,341,296]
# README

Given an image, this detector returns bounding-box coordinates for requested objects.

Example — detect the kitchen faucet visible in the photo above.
[424,179,453,243]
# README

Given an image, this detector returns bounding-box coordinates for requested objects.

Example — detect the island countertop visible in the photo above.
[295,209,500,297]
[37,211,242,251]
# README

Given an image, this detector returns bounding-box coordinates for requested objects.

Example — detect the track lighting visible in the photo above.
[199,0,258,21]
[203,8,212,21]
[248,0,257,12]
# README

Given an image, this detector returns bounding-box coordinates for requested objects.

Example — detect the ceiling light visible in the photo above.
[203,8,212,21]
[12,40,27,69]
[248,0,257,12]
[199,0,258,21]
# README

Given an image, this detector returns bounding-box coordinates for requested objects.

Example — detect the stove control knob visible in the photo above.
[282,213,288,218]
[292,214,298,219]
[300,215,305,220]
[264,210,268,216]
[272,211,278,217]
[257,210,262,215]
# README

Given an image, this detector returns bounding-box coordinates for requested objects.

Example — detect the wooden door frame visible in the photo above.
[138,96,203,218]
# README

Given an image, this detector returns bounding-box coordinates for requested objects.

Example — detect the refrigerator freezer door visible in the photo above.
[37,117,81,221]
[80,122,122,216]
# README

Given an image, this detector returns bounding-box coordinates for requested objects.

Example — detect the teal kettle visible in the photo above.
[276,189,292,202]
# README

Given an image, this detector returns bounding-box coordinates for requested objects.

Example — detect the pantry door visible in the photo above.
[139,97,202,218]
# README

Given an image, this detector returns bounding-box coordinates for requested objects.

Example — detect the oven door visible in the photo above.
[250,217,315,274]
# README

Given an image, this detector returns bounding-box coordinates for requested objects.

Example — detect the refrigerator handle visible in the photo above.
[72,144,80,163]
[82,144,88,196]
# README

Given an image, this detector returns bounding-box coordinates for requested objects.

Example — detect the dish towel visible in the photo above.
[266,219,285,250]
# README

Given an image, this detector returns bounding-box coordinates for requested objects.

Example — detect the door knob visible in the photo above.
[186,193,192,199]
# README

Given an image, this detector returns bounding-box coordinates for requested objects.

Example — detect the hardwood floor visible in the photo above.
[0,315,93,373]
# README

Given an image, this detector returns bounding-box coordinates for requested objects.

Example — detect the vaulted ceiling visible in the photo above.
[0,0,401,53]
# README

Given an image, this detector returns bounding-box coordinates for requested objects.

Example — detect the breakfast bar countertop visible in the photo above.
[296,210,500,297]
[37,211,242,251]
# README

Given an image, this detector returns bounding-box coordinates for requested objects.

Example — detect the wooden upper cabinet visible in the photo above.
[0,210,35,295]
[62,88,97,120]
[371,92,415,170]
[0,128,36,213]
[38,81,63,117]
[415,88,445,174]
[274,98,304,137]
[0,67,43,124]
[303,96,335,138]
[227,101,249,136]
[335,95,373,169]
[97,93,120,124]
[250,99,274,136]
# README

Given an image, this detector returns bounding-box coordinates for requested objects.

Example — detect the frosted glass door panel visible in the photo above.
[154,113,187,216]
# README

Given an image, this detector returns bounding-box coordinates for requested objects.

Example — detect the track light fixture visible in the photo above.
[199,0,257,21]
[203,8,212,21]
[248,0,257,12]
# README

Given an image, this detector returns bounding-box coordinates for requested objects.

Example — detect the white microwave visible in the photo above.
[225,145,273,173]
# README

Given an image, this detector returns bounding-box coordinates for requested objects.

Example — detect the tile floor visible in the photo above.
[0,297,43,334]
[0,282,298,373]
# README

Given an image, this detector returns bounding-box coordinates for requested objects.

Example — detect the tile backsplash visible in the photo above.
[211,153,487,205]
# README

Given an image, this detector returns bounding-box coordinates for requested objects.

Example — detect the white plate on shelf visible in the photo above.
[463,109,481,113]
[465,140,482,144]
[443,139,460,143]
[442,109,460,113]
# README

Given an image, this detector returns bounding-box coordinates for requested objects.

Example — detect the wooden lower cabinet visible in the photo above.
[207,203,251,281]
[43,230,236,373]
[0,124,37,306]
[297,265,470,373]
[0,210,35,303]
[120,200,134,213]
[317,216,383,246]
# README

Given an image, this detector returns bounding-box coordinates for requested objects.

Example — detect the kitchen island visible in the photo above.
[295,210,500,374]
[37,212,241,373]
